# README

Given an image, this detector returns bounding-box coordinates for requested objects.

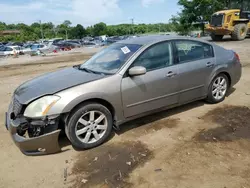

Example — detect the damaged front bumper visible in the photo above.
[5,112,61,156]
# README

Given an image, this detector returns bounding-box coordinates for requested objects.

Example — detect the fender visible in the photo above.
[61,92,124,122]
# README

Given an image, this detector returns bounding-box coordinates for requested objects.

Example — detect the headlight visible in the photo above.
[24,96,60,118]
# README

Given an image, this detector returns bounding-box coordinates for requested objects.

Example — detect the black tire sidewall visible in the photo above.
[207,74,229,104]
[211,34,223,41]
[67,103,113,149]
[232,24,247,41]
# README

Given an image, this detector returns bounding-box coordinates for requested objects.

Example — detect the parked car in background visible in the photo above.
[1,42,8,45]
[82,41,98,47]
[0,46,21,56]
[65,41,82,48]
[54,41,81,50]
[12,42,24,47]
[5,35,241,155]
[66,40,82,46]
[22,43,58,55]
[49,38,64,45]
[53,42,70,51]
[21,44,38,54]
[82,37,94,43]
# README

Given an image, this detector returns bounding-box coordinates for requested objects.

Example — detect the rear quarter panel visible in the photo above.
[206,44,241,91]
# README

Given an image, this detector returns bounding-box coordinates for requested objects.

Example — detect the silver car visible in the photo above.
[5,35,241,155]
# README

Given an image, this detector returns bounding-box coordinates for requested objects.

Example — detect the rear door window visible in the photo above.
[174,40,214,63]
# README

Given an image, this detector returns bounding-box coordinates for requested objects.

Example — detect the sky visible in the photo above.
[0,0,180,26]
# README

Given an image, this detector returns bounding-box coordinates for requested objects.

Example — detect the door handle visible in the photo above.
[206,62,214,68]
[166,71,177,78]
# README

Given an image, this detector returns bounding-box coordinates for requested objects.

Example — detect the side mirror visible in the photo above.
[128,66,146,76]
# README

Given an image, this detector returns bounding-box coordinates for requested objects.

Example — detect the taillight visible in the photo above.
[234,52,240,62]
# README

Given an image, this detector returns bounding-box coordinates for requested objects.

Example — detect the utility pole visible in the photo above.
[39,20,44,42]
[158,24,161,34]
[65,29,68,40]
[131,18,134,35]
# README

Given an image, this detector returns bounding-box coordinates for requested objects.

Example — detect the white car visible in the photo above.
[0,46,21,56]
[22,43,58,55]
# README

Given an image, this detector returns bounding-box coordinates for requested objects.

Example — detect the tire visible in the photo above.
[206,74,229,104]
[66,103,113,150]
[232,23,247,41]
[210,34,224,41]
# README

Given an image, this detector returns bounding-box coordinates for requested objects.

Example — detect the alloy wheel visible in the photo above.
[75,110,108,144]
[212,76,227,100]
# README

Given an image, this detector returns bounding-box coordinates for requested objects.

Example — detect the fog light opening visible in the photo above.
[38,148,46,152]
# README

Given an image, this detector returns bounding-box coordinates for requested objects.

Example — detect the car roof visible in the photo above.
[7,46,19,48]
[117,35,212,46]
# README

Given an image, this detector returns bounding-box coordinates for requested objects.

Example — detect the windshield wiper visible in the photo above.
[78,66,114,75]
[79,67,104,75]
[78,67,94,73]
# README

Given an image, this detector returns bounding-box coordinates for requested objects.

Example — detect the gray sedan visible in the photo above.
[5,35,241,155]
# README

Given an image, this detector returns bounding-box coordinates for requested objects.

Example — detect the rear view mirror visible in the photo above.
[128,66,146,76]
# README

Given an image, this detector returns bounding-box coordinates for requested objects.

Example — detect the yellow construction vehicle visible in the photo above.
[205,9,250,41]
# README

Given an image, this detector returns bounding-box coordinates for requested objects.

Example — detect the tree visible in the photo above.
[63,20,72,28]
[93,22,107,36]
[170,15,194,35]
[70,24,86,39]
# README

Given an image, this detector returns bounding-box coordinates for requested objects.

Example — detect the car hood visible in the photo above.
[14,67,107,104]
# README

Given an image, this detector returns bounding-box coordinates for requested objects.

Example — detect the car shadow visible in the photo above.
[226,87,236,97]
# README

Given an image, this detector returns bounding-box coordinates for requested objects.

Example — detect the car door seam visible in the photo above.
[126,84,203,108]
[178,85,204,94]
[126,92,179,108]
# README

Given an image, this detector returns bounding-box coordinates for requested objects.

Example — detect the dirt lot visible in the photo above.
[1,39,250,188]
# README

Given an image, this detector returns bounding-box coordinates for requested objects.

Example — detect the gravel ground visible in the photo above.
[1,39,250,188]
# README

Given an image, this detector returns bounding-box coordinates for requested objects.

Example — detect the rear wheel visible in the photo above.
[66,103,113,149]
[206,74,229,104]
[232,23,247,41]
[211,34,224,41]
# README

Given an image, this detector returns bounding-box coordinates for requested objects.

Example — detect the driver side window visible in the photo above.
[132,41,173,71]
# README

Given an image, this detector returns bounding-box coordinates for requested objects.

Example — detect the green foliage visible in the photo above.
[70,24,86,39]
[2,0,249,42]
[93,22,107,36]
[0,19,175,42]
[171,0,250,34]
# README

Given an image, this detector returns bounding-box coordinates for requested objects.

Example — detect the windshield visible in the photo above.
[80,43,142,74]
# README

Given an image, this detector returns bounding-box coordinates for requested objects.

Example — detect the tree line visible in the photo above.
[0,20,174,42]
[0,0,249,42]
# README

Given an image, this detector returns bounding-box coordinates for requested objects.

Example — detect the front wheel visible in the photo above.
[206,74,229,104]
[66,103,113,150]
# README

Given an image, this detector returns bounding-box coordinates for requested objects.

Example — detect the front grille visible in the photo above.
[13,97,23,116]
[211,14,224,27]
